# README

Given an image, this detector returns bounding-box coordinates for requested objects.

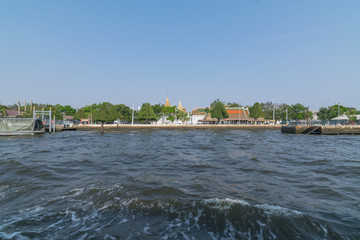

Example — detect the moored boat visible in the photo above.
[0,118,45,136]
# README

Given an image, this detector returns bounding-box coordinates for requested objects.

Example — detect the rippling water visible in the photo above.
[0,129,359,239]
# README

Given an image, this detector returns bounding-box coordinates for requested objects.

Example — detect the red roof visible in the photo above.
[63,115,74,120]
[6,110,19,117]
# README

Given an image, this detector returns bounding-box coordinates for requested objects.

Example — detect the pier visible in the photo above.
[281,125,360,135]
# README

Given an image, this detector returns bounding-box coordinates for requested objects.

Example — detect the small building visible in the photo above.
[6,110,19,118]
[190,115,206,124]
[80,118,90,124]
[63,115,74,121]
[223,107,250,124]
[191,107,208,116]
[193,106,252,124]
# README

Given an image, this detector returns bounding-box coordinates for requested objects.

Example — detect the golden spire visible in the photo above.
[165,96,171,107]
[178,98,183,111]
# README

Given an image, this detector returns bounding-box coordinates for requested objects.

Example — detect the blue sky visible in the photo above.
[1,0,359,111]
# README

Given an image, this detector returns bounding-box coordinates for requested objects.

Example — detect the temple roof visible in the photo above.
[178,98,183,111]
[165,97,171,107]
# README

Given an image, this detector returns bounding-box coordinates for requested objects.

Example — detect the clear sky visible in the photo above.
[1,0,359,111]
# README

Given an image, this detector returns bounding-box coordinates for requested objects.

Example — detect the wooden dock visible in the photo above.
[281,125,360,135]
[44,125,77,132]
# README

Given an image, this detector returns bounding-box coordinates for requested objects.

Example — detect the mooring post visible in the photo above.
[101,122,104,134]
[49,108,52,133]
[53,115,56,132]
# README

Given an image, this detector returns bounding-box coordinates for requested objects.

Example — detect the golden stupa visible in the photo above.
[165,96,171,107]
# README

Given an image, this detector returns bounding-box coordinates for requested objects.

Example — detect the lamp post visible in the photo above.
[238,103,241,125]
[132,104,134,125]
[273,108,275,121]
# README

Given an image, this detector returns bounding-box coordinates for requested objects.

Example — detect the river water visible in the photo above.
[0,129,359,239]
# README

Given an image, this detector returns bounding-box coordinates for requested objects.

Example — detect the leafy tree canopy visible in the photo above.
[0,104,7,116]
[162,106,176,115]
[317,104,347,120]
[210,99,224,108]
[176,109,189,123]
[226,102,240,107]
[113,104,132,123]
[152,103,164,116]
[260,102,275,120]
[138,103,157,123]
[250,102,263,120]
[55,104,76,116]
[92,102,115,123]
[210,100,229,123]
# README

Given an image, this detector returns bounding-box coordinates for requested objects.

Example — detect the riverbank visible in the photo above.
[77,124,282,131]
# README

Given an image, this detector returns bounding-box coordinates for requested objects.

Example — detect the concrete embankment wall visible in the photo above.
[322,126,360,135]
[282,125,360,135]
[77,124,282,131]
[281,126,309,134]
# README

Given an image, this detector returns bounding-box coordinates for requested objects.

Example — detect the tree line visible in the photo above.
[1,101,359,123]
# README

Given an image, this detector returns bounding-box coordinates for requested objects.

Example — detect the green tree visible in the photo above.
[73,107,89,120]
[152,103,164,120]
[92,102,116,123]
[58,105,76,116]
[210,99,223,108]
[250,102,263,122]
[226,102,240,107]
[317,104,347,120]
[152,103,164,116]
[0,104,7,116]
[162,106,176,123]
[176,109,189,123]
[210,100,229,124]
[289,103,306,120]
[113,104,132,123]
[260,102,276,120]
[138,103,157,123]
[21,103,34,118]
[317,107,329,121]
[346,108,357,123]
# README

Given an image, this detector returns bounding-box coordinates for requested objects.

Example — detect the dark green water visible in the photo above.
[0,130,359,239]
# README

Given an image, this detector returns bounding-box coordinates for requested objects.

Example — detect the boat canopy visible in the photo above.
[0,118,43,133]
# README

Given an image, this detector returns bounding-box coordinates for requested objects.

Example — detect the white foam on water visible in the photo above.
[78,232,88,240]
[0,185,10,191]
[0,185,10,199]
[0,231,30,240]
[143,225,151,234]
[98,201,113,210]
[207,232,217,240]
[19,206,44,214]
[224,219,237,239]
[181,232,191,240]
[118,218,127,224]
[204,198,250,209]
[52,188,84,201]
[269,229,277,239]
[65,209,80,222]
[319,223,328,237]
[104,233,117,240]
[255,204,303,216]
[193,208,202,230]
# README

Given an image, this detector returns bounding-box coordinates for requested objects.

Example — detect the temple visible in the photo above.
[178,98,185,111]
[165,97,171,107]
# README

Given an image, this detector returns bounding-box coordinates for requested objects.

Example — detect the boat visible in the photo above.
[0,118,45,136]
